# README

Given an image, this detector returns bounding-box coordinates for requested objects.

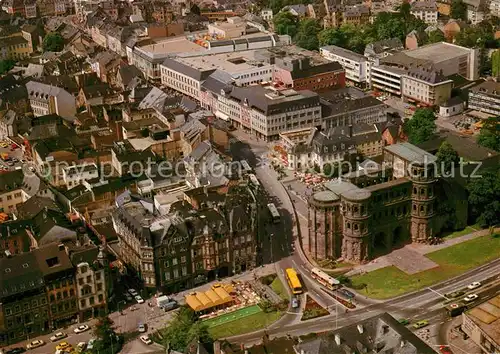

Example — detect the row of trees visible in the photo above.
[273,4,435,52]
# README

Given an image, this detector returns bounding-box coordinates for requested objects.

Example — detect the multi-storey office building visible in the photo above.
[320,45,370,86]
[468,81,500,117]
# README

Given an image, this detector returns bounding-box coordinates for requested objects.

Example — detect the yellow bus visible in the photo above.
[285,268,303,295]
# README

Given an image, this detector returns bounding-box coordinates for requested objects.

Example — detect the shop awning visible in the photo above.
[185,284,233,312]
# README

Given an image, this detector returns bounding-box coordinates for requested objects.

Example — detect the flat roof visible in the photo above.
[173,50,271,75]
[467,294,500,345]
[137,36,206,57]
[404,42,471,64]
[321,45,367,62]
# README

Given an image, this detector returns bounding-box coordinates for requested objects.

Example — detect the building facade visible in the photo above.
[26,81,77,119]
[112,183,258,292]
[410,0,438,24]
[307,142,461,263]
[0,252,50,346]
[468,81,500,117]
[320,45,370,86]
[401,66,453,106]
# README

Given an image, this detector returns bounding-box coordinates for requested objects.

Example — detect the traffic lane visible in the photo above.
[228,261,500,345]
[4,323,95,354]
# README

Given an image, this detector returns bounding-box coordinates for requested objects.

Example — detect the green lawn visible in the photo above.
[351,234,500,299]
[271,277,289,300]
[442,224,481,240]
[207,311,283,339]
[202,305,262,327]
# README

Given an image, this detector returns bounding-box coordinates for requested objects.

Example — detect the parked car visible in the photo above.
[128,288,138,296]
[125,293,133,301]
[50,332,67,342]
[464,294,479,302]
[135,295,145,304]
[291,297,299,309]
[467,282,481,290]
[439,345,453,354]
[138,323,146,333]
[76,342,87,353]
[26,339,45,349]
[74,325,90,334]
[412,320,429,329]
[86,339,96,351]
[140,335,152,345]
[5,348,25,354]
[55,342,71,351]
[398,318,410,325]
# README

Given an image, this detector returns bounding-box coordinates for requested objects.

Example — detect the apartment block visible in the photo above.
[26,81,77,119]
[411,0,438,25]
[401,66,453,106]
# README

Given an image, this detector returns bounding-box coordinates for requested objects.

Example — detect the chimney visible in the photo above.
[400,340,405,348]
[357,324,364,334]
[58,243,65,251]
[349,124,353,137]
[334,333,341,345]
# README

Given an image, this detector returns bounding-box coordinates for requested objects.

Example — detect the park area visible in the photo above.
[205,304,282,339]
[350,234,500,299]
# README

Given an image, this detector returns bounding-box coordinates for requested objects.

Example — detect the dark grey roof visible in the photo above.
[228,86,320,115]
[210,39,234,47]
[247,36,271,43]
[16,196,62,220]
[118,64,144,87]
[405,65,449,84]
[162,58,216,81]
[321,95,384,118]
[0,251,45,299]
[289,61,343,80]
[470,80,500,96]
[440,96,464,107]
[0,169,24,194]
[295,312,435,354]
[201,70,234,93]
[365,38,403,55]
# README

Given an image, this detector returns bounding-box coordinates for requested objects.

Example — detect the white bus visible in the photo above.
[267,203,280,224]
[311,267,340,290]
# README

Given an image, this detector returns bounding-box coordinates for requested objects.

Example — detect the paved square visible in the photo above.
[385,247,439,274]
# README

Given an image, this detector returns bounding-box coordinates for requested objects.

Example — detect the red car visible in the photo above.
[439,345,453,354]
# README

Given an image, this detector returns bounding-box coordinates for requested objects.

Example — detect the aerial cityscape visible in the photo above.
[0,0,498,352]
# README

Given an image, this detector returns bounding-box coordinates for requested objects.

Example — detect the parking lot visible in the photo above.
[0,141,25,173]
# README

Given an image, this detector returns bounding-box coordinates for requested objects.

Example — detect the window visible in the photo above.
[95,272,101,281]
[98,294,104,302]
[81,266,88,273]
[97,283,103,291]
[78,278,84,285]
[80,299,86,307]
[86,275,91,283]
[89,297,95,305]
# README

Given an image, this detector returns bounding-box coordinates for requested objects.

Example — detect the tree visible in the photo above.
[322,163,332,176]
[318,28,347,47]
[93,316,122,354]
[42,32,64,52]
[404,108,436,144]
[273,11,299,37]
[477,116,500,152]
[0,60,15,74]
[426,30,445,44]
[294,18,320,50]
[467,166,500,227]
[493,50,500,79]
[161,307,212,352]
[190,3,201,15]
[436,141,459,174]
[450,0,467,20]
